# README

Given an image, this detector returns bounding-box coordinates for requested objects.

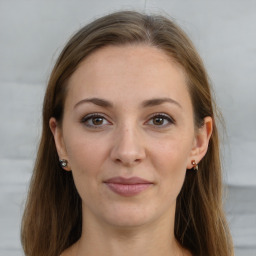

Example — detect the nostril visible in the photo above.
[114,156,142,166]
[110,132,146,165]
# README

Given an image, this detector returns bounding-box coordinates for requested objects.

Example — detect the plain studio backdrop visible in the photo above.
[0,1,255,255]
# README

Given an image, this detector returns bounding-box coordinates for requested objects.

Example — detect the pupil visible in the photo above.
[93,117,103,125]
[153,117,163,125]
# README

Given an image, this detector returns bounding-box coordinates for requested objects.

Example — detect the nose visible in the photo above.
[110,125,146,167]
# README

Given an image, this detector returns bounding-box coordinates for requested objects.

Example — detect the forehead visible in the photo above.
[66,45,191,110]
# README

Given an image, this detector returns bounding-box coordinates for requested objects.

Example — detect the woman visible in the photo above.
[21,11,234,256]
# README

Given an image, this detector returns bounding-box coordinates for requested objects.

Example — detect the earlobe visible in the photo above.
[49,117,71,171]
[187,116,213,169]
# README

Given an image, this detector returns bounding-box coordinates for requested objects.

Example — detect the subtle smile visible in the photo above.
[104,177,154,197]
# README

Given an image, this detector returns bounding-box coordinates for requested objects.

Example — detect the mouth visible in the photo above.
[103,176,154,197]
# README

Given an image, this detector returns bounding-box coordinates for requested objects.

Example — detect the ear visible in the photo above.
[187,116,213,169]
[49,117,71,171]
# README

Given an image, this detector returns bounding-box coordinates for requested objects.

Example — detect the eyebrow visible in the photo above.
[74,98,113,109]
[141,97,182,109]
[74,97,182,109]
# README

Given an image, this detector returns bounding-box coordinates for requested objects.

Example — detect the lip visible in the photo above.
[104,176,153,185]
[104,176,153,197]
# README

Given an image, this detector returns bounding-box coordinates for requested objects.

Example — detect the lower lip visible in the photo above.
[105,183,152,196]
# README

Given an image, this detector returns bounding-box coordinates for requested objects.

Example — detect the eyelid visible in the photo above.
[146,112,176,127]
[81,112,105,121]
[80,112,175,129]
[81,113,112,128]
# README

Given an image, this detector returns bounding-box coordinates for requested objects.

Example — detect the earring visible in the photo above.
[59,159,68,168]
[191,160,198,171]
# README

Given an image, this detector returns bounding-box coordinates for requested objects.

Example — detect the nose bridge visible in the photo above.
[110,119,145,165]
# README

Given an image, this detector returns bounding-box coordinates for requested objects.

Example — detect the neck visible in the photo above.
[73,205,186,256]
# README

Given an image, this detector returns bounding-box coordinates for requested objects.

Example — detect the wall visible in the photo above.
[0,1,255,255]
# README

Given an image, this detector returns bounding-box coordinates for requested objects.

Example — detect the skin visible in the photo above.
[50,45,212,256]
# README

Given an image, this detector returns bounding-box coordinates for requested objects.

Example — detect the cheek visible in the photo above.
[153,134,192,171]
[64,136,109,203]
[64,132,109,179]
[151,135,193,191]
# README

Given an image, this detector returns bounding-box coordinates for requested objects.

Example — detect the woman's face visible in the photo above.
[51,45,210,228]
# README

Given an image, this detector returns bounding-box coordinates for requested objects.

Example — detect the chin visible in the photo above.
[106,216,151,229]
[101,203,159,228]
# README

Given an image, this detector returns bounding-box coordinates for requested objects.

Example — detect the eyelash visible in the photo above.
[81,113,110,129]
[81,112,175,129]
[147,113,176,127]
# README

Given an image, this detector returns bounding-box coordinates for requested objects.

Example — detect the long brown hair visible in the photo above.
[21,11,234,256]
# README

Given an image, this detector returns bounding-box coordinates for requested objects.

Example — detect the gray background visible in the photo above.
[0,0,255,255]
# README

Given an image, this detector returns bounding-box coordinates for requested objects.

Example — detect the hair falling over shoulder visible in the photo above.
[21,10,234,256]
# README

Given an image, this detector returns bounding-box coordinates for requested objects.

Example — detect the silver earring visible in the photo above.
[59,159,68,168]
[191,160,198,171]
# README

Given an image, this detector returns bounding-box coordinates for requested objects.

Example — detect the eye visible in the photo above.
[146,113,175,127]
[81,113,111,128]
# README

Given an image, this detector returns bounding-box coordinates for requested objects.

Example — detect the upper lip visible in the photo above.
[104,176,153,185]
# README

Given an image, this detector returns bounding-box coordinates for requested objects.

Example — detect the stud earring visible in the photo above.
[191,160,198,171]
[59,159,68,168]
